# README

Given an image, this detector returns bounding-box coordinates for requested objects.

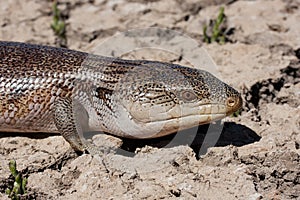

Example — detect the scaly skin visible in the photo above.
[0,41,242,153]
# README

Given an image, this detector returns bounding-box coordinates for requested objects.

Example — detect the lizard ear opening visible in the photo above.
[96,87,113,101]
[95,87,114,111]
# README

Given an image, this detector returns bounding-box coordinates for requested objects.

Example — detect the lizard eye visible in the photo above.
[180,91,197,102]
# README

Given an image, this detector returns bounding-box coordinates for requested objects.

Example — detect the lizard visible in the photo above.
[0,41,242,154]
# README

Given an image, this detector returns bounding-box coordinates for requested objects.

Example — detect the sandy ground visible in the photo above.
[0,0,299,199]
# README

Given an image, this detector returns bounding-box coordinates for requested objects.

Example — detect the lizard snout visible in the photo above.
[225,95,243,115]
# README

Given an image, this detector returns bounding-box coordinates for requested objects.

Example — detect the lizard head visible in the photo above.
[111,61,243,139]
[97,60,242,139]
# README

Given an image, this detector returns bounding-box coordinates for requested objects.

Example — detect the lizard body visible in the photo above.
[0,41,242,153]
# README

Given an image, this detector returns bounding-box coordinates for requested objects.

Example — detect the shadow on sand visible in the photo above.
[0,121,260,159]
[120,121,260,158]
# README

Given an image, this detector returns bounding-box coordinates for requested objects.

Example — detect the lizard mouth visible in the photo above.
[130,103,227,125]
[124,112,227,139]
[115,102,229,139]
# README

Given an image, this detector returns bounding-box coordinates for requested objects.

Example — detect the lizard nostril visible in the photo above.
[227,97,236,107]
[226,95,243,115]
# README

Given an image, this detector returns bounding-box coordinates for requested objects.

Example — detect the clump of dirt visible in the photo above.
[243,60,299,123]
[241,150,300,199]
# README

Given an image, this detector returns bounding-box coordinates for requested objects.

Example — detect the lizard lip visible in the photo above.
[225,95,243,115]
